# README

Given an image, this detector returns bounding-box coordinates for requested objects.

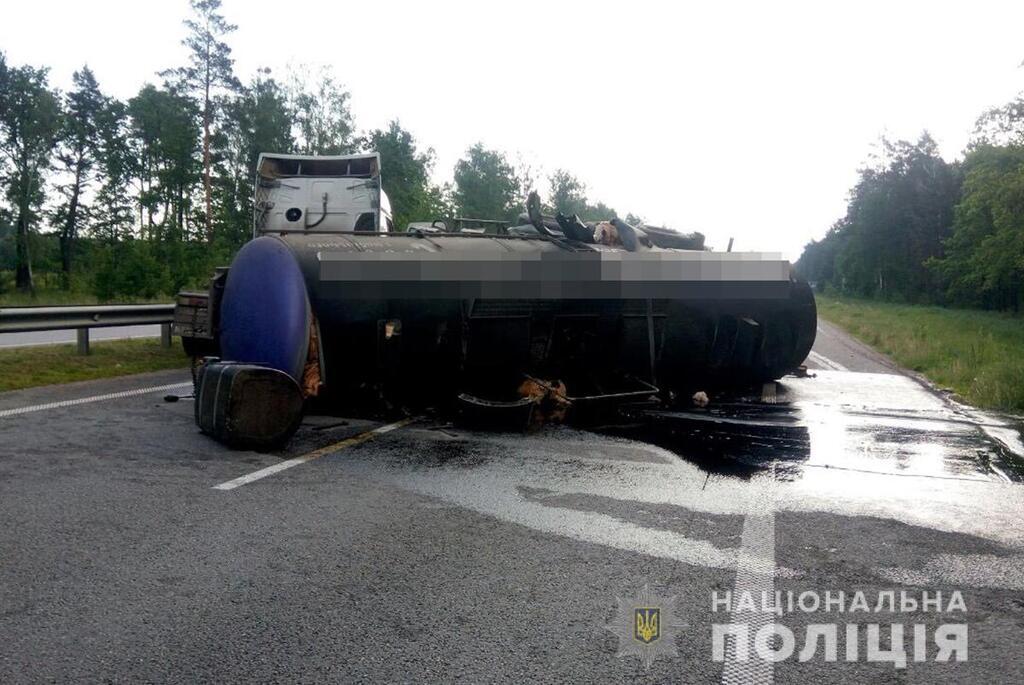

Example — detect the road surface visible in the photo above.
[1,321,1022,682]
[0,324,162,349]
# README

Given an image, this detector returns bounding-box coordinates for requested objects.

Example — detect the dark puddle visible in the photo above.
[599,405,810,481]
[381,429,491,469]
[599,400,1024,484]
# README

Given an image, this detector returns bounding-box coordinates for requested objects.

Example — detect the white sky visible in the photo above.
[3,0,1023,259]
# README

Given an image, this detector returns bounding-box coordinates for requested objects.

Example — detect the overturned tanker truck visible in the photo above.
[175,152,816,447]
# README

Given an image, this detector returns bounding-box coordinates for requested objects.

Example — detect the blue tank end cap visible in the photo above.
[219,236,311,381]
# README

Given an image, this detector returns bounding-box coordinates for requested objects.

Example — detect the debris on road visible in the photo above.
[518,377,571,427]
[194,360,304,449]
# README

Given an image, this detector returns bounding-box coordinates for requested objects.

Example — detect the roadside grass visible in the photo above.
[0,289,169,307]
[0,272,172,306]
[0,290,103,307]
[816,295,1024,413]
[0,338,189,393]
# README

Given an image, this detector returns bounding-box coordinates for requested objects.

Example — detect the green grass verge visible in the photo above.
[816,295,1024,413]
[0,290,104,306]
[0,289,170,307]
[0,338,189,393]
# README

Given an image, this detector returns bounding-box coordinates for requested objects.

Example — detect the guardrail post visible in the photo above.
[160,323,172,348]
[76,328,90,356]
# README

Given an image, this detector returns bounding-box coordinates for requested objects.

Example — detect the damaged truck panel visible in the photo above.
[254,152,393,235]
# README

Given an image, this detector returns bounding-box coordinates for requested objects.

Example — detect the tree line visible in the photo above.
[797,98,1024,312]
[0,0,632,300]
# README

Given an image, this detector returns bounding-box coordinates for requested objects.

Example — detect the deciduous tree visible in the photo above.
[288,65,355,156]
[127,85,202,240]
[0,58,62,293]
[548,169,588,217]
[929,144,1024,311]
[798,134,959,302]
[91,100,136,244]
[363,120,444,230]
[453,144,520,221]
[217,69,294,245]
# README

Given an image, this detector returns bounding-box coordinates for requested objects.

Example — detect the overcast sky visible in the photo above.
[3,0,1023,259]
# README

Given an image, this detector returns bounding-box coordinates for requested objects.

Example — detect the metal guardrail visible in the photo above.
[0,304,175,354]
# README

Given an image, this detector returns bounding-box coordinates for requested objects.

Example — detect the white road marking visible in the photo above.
[374,461,744,570]
[807,350,848,372]
[0,381,191,419]
[212,418,416,491]
[721,471,778,685]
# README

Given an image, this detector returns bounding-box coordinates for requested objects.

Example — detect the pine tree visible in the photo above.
[162,0,239,241]
[53,66,105,287]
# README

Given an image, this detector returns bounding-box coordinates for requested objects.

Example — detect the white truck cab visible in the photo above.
[253,152,394,236]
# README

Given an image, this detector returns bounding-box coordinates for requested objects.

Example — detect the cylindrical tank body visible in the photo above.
[217,231,816,407]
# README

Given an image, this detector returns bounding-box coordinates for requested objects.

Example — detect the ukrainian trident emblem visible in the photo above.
[634,607,660,644]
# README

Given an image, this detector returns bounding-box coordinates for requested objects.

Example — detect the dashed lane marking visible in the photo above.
[0,382,191,419]
[211,417,416,491]
[807,350,849,372]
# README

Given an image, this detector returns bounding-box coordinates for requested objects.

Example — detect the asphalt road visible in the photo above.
[1,321,1023,682]
[0,324,162,349]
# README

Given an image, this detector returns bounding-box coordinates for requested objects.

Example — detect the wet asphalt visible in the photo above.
[0,322,1023,683]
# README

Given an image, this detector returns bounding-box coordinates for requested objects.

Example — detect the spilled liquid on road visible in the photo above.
[604,370,1024,485]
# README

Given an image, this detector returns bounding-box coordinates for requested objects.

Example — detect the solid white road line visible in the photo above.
[807,350,849,372]
[721,471,778,685]
[0,381,192,419]
[211,417,416,491]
